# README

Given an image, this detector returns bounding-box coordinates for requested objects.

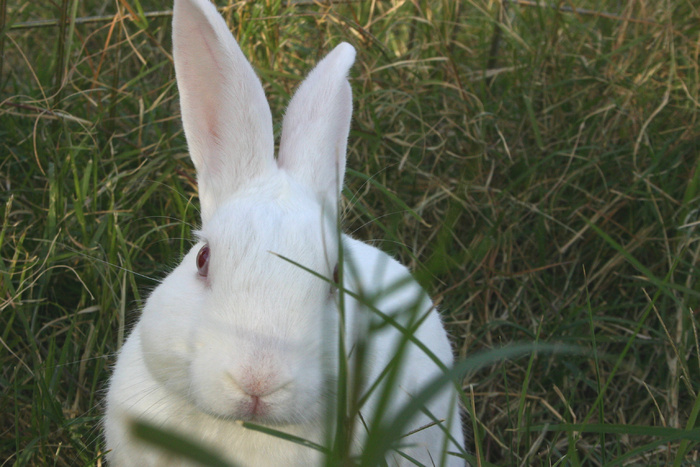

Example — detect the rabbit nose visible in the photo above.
[227,369,291,398]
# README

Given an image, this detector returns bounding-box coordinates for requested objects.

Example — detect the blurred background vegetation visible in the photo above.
[1,0,699,465]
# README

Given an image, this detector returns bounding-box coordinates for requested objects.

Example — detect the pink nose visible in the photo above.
[227,370,291,405]
[241,378,269,397]
[235,366,292,397]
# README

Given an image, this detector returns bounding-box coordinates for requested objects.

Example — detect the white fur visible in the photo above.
[104,0,465,465]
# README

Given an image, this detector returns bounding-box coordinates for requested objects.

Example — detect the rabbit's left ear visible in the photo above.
[173,0,276,224]
[278,43,355,205]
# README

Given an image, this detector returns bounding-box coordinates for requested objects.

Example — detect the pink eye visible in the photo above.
[197,244,210,277]
[330,263,339,295]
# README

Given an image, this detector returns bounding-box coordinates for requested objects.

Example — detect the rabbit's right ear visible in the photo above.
[277,43,355,207]
[173,0,275,224]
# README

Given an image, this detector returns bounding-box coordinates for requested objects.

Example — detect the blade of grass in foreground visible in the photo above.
[132,418,330,466]
[673,391,700,466]
[360,343,583,466]
[131,419,234,467]
[238,421,329,454]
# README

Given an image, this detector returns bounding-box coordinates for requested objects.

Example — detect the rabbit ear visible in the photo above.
[173,0,275,224]
[278,43,355,205]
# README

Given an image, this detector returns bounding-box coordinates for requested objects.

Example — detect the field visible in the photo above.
[1,0,699,465]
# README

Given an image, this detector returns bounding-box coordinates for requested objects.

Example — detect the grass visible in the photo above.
[1,0,699,465]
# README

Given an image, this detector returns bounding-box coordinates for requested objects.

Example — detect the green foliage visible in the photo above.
[1,0,699,465]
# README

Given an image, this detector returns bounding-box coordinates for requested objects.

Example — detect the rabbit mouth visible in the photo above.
[195,393,298,425]
[236,395,270,421]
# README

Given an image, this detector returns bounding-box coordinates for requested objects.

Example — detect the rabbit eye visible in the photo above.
[329,263,339,296]
[196,244,210,277]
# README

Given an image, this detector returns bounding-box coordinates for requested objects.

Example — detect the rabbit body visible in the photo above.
[104,0,465,465]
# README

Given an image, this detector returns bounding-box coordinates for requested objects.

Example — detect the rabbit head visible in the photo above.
[137,0,355,426]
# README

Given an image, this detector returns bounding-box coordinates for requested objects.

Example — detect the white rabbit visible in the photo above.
[104,0,466,465]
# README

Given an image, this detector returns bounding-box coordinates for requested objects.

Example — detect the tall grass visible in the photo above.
[1,0,699,465]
